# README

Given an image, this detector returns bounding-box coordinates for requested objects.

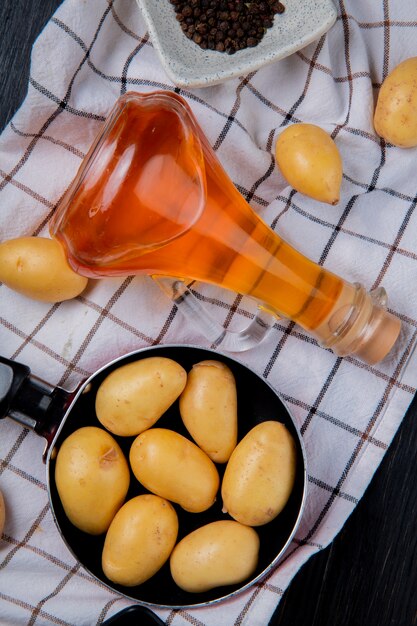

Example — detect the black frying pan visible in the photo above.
[0,344,307,621]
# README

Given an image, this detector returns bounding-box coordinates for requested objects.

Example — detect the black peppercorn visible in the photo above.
[169,0,285,54]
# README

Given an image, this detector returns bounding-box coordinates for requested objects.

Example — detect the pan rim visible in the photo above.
[46,342,308,610]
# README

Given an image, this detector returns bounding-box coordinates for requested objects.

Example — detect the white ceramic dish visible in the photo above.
[136,0,337,88]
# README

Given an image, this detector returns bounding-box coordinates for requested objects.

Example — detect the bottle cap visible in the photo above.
[327,286,401,365]
[351,306,401,365]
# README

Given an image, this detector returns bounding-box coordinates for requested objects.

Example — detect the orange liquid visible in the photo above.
[51,92,343,331]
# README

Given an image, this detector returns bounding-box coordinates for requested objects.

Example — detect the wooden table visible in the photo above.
[1,2,416,625]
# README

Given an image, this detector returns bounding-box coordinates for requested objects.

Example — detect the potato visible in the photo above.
[0,237,88,302]
[374,57,417,147]
[95,357,187,436]
[130,428,220,513]
[170,520,259,593]
[221,421,297,526]
[102,494,178,587]
[55,426,130,535]
[179,360,237,463]
[275,123,342,205]
[0,491,5,539]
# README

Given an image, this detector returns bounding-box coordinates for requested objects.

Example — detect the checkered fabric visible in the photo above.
[1,1,417,624]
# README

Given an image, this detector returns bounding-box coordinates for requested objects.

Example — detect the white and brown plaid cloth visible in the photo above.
[1,1,417,624]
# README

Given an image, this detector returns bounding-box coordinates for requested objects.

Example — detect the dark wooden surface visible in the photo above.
[1,2,417,625]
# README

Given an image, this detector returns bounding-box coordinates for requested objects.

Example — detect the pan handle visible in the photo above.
[0,356,74,461]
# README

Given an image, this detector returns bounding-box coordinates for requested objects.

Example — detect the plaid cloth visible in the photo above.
[1,1,417,624]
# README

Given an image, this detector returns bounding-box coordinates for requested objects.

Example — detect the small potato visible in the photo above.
[221,421,297,526]
[374,57,417,147]
[130,428,219,513]
[55,427,130,535]
[275,123,342,205]
[96,357,187,436]
[102,494,178,587]
[0,491,5,539]
[179,360,237,463]
[0,237,88,302]
[170,520,259,593]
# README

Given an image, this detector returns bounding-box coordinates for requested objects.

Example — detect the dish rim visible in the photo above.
[136,0,338,88]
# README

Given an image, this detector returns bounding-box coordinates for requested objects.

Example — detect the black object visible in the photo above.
[102,605,165,626]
